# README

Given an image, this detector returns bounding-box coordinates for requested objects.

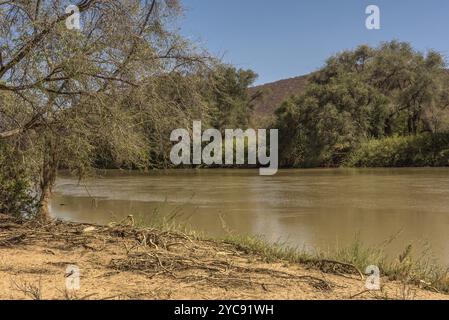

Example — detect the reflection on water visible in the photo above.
[50,168,449,263]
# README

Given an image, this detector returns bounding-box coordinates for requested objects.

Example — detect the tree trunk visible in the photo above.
[38,181,53,220]
[38,144,58,221]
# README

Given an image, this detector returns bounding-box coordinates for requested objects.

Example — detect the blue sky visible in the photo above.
[180,0,449,85]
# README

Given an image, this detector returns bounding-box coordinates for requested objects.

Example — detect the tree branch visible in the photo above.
[0,0,96,79]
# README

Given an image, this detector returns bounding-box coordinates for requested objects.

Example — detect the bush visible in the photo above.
[345,133,449,167]
[0,144,37,218]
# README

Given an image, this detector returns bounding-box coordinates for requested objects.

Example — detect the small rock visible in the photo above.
[83,226,96,233]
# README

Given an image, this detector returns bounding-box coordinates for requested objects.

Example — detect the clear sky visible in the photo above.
[180,0,449,85]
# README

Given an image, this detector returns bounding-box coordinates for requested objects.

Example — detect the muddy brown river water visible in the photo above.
[50,168,449,264]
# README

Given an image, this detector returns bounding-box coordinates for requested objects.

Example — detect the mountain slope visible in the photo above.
[249,75,309,124]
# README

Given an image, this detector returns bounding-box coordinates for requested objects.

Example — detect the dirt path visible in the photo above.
[0,214,446,300]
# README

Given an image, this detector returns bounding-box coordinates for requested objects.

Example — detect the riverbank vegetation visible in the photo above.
[222,233,449,295]
[345,133,449,167]
[275,41,449,168]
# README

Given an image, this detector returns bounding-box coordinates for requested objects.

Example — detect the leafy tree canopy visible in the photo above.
[275,41,449,167]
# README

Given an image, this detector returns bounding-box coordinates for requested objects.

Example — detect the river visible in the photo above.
[50,168,449,264]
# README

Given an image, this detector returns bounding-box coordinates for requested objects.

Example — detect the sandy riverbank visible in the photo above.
[0,214,446,300]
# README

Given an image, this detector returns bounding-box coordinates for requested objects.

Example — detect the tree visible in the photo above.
[275,41,449,167]
[206,66,258,131]
[0,0,209,219]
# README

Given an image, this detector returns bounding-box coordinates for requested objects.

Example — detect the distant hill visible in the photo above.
[249,75,309,126]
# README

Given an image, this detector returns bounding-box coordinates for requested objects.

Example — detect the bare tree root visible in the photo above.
[110,239,335,292]
[11,278,42,300]
[312,259,364,280]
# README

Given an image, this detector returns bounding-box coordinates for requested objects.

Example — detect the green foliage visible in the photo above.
[92,65,258,169]
[0,0,213,216]
[0,1,261,216]
[345,133,449,167]
[0,144,37,217]
[208,66,258,131]
[275,41,449,167]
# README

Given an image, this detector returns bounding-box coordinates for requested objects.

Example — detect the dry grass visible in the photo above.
[221,233,449,294]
